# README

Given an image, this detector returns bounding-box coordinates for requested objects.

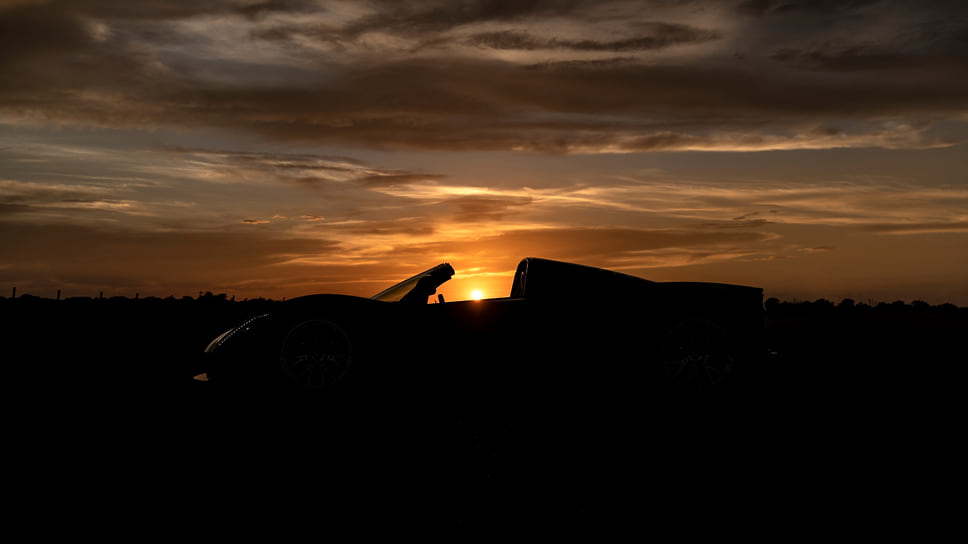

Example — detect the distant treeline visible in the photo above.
[0,290,283,327]
[764,297,966,317]
[2,290,964,312]
[3,291,284,387]
[2,290,280,305]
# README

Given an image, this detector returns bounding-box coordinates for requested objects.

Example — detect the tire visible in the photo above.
[659,319,735,392]
[278,318,353,391]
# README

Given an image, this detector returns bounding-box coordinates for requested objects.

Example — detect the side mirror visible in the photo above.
[437,294,445,304]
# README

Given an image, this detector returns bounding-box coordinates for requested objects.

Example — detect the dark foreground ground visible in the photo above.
[5,296,964,535]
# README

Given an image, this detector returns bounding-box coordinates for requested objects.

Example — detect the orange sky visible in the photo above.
[1,1,967,305]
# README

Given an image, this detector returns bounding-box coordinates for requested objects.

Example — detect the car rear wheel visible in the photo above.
[279,318,353,390]
[659,320,735,392]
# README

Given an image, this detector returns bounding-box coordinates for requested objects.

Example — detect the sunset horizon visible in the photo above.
[3,1,966,306]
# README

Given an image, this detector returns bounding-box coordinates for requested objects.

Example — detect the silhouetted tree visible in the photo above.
[938,303,958,314]
[813,298,834,309]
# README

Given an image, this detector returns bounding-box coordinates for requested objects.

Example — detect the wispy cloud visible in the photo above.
[464,23,720,52]
[860,221,968,235]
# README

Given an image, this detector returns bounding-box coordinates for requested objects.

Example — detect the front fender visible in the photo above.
[204,312,276,354]
[202,313,284,386]
[199,295,398,390]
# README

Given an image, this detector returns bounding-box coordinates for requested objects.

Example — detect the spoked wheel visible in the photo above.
[279,319,353,390]
[660,320,735,392]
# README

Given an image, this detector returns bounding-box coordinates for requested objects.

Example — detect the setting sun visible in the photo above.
[471,290,483,301]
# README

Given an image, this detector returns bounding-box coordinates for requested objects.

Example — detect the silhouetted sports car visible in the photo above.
[197,258,767,402]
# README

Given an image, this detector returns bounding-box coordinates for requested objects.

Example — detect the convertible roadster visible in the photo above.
[197,258,766,401]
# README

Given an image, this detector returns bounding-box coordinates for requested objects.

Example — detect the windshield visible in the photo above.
[370,263,455,303]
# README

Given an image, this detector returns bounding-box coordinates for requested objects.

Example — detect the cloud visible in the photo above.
[0,179,110,205]
[0,222,343,296]
[0,4,91,63]
[172,59,965,152]
[735,0,882,17]
[465,23,720,51]
[334,218,437,238]
[355,173,447,188]
[860,221,968,235]
[489,226,773,263]
[387,225,776,270]
[770,44,910,71]
[704,218,773,229]
[0,179,143,222]
[164,148,442,192]
[2,0,318,21]
[342,0,592,37]
[232,0,322,20]
[769,17,968,74]
[2,2,966,152]
[279,222,782,290]
[447,195,534,223]
[0,142,458,240]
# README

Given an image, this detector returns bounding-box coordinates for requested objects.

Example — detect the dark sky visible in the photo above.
[1,0,966,303]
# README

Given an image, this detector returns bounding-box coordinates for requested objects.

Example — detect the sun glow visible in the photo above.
[471,289,483,300]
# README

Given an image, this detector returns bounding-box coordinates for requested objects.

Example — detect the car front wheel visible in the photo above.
[279,318,353,390]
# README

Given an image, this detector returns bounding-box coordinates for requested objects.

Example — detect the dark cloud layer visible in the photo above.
[2,0,965,152]
[735,0,882,16]
[466,23,720,51]
[0,0,318,21]
[114,57,962,152]
[343,0,589,36]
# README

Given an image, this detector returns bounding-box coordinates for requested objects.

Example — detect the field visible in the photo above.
[6,295,964,533]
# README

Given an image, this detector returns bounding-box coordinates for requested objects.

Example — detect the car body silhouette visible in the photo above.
[198,257,766,400]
